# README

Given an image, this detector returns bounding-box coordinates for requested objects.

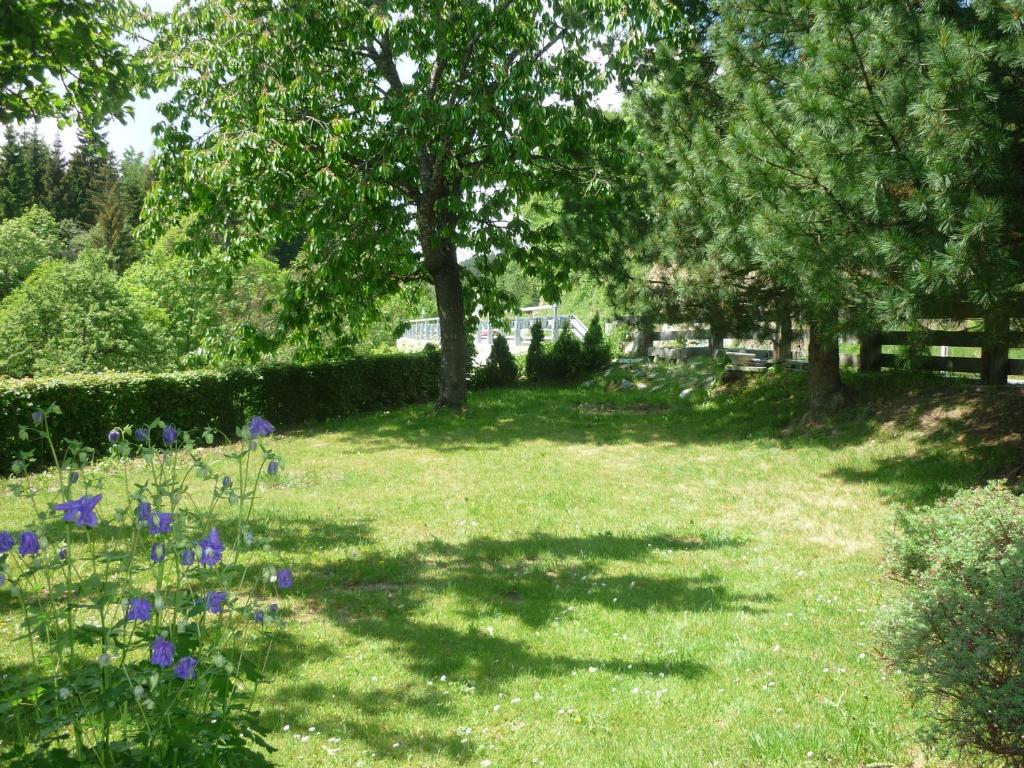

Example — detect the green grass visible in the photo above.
[2,370,1020,767]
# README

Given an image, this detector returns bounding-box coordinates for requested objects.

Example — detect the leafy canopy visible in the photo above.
[147,0,684,339]
[0,0,150,124]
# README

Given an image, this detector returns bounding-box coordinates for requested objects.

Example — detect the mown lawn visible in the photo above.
[2,370,1020,767]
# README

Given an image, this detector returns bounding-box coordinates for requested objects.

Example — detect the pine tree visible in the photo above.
[53,132,116,225]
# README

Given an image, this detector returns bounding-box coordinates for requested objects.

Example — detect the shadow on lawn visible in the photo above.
[265,530,758,761]
[303,371,1024,508]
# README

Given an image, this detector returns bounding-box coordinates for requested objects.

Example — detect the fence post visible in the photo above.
[773,313,793,361]
[858,332,883,372]
[981,313,1010,385]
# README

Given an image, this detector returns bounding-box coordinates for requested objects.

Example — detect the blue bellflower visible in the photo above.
[198,528,224,567]
[206,591,228,614]
[276,568,293,589]
[55,494,102,528]
[0,531,13,553]
[174,656,198,680]
[150,636,174,668]
[247,416,275,438]
[162,425,179,446]
[126,598,153,622]
[19,531,40,556]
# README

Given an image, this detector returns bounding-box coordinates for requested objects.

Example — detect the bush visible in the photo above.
[1,409,286,766]
[882,482,1024,765]
[472,333,518,388]
[545,330,587,380]
[526,321,545,382]
[0,206,62,300]
[0,249,172,377]
[0,352,440,472]
[582,315,612,371]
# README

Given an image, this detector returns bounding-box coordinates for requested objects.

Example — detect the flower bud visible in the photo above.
[133,685,145,700]
[58,687,71,700]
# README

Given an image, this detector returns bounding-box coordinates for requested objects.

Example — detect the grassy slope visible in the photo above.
[2,370,1021,767]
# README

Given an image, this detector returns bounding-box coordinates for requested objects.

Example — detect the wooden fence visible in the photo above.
[859,312,1023,385]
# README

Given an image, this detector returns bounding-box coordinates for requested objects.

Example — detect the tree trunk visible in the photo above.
[807,323,845,415]
[429,242,467,409]
[774,312,793,362]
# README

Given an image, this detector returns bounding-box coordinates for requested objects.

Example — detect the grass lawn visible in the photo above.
[2,370,1021,767]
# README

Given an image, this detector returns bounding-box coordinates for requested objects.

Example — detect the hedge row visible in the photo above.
[0,351,441,471]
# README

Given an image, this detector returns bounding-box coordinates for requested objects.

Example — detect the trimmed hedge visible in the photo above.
[0,351,440,471]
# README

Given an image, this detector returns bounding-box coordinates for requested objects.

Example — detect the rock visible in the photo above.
[679,387,694,399]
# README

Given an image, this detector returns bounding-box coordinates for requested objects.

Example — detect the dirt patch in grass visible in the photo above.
[576,403,672,415]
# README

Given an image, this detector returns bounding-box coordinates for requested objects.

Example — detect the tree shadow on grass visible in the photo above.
[259,530,763,762]
[291,531,762,687]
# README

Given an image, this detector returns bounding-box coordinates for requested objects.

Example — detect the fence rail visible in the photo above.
[860,316,1022,384]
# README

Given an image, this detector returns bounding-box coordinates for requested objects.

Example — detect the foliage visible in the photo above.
[0,249,171,378]
[1,407,284,766]
[525,321,546,383]
[882,482,1024,765]
[543,331,587,381]
[0,352,441,472]
[147,0,683,406]
[121,227,285,368]
[0,205,61,300]
[624,0,1024,409]
[472,333,518,389]
[582,315,612,371]
[0,0,149,124]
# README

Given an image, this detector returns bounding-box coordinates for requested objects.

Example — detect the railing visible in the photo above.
[401,314,586,347]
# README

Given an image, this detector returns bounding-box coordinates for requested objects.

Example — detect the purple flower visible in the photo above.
[68,470,79,485]
[222,476,232,489]
[162,424,178,446]
[137,501,152,524]
[126,598,153,622]
[0,531,13,553]
[58,548,67,560]
[247,416,275,438]
[252,608,265,624]
[267,460,280,476]
[150,542,165,563]
[55,494,102,528]
[107,429,121,444]
[174,656,198,680]
[206,591,228,614]
[31,410,44,426]
[134,426,149,442]
[276,568,293,589]
[19,531,40,556]
[180,548,196,566]
[150,636,174,668]
[268,603,278,614]
[198,528,224,567]
[147,511,173,536]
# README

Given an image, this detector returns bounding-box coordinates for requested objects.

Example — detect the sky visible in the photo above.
[32,0,621,159]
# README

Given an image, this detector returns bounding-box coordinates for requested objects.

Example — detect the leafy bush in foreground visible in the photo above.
[882,482,1024,766]
[1,408,290,766]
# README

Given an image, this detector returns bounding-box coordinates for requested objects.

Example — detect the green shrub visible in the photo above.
[526,321,545,382]
[0,249,171,377]
[582,315,612,371]
[545,330,586,380]
[881,482,1024,765]
[472,333,518,388]
[0,352,440,472]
